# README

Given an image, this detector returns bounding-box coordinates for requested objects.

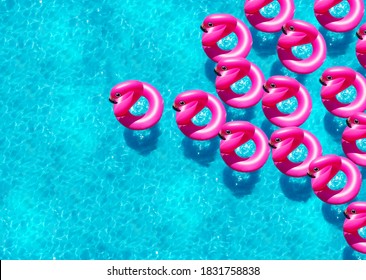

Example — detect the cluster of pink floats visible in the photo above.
[109,1,366,254]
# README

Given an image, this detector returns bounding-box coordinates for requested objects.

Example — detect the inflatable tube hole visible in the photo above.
[329,1,350,18]
[235,139,256,158]
[291,44,313,59]
[230,76,252,94]
[288,143,307,162]
[129,96,149,116]
[260,0,280,18]
[336,86,356,104]
[359,226,366,238]
[276,96,298,114]
[328,170,347,190]
[356,138,366,152]
[217,33,238,51]
[192,107,212,126]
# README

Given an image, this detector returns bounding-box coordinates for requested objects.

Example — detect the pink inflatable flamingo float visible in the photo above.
[342,112,366,167]
[218,121,269,172]
[319,67,366,118]
[314,0,364,32]
[262,76,312,127]
[277,20,326,74]
[173,90,226,141]
[215,57,264,109]
[201,14,252,62]
[269,127,322,177]
[244,0,295,33]
[308,155,361,205]
[356,23,366,69]
[344,201,366,254]
[109,80,164,130]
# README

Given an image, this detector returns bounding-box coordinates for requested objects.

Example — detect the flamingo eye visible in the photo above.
[351,209,356,214]
[354,119,359,124]
[275,138,281,142]
[226,130,231,135]
[115,93,121,97]
[313,167,319,172]
[364,30,366,34]
[179,101,185,105]
[327,75,332,80]
[270,83,276,88]
[208,22,213,27]
[289,26,294,31]
[221,66,227,71]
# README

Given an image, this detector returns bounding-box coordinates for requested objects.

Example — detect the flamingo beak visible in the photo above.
[172,105,180,112]
[200,25,208,33]
[218,133,226,140]
[281,26,287,35]
[262,85,269,93]
[343,211,350,219]
[319,78,327,86]
[109,98,117,104]
[346,118,352,128]
[356,31,363,40]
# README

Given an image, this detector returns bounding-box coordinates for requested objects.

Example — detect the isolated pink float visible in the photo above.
[314,0,364,32]
[268,127,322,177]
[277,20,326,74]
[356,23,366,69]
[342,112,366,167]
[215,57,264,108]
[109,80,163,130]
[173,90,226,140]
[262,76,312,127]
[244,0,295,32]
[308,155,361,205]
[219,121,269,172]
[201,14,252,62]
[344,201,366,254]
[319,66,366,118]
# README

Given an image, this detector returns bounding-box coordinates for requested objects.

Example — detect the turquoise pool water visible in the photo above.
[1,0,366,260]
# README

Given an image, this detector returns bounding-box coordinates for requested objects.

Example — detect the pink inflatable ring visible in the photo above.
[356,23,366,69]
[262,76,312,127]
[244,0,295,33]
[215,57,264,109]
[314,0,364,33]
[344,201,366,254]
[219,121,269,172]
[308,155,361,205]
[201,14,252,62]
[342,112,366,167]
[319,67,366,118]
[109,80,164,130]
[269,127,322,177]
[173,90,226,141]
[277,20,326,74]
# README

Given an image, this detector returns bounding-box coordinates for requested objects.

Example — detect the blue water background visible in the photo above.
[1,0,366,260]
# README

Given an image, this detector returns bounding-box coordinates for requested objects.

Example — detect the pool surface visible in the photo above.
[1,0,366,260]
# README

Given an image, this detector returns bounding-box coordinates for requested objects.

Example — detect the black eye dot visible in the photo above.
[270,83,276,88]
[116,93,121,97]
[314,167,319,172]
[364,30,366,34]
[275,137,281,142]
[351,209,356,214]
[221,66,227,71]
[327,75,332,80]
[289,26,294,31]
[354,119,359,124]
[226,130,231,135]
[208,22,213,27]
[179,101,185,105]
